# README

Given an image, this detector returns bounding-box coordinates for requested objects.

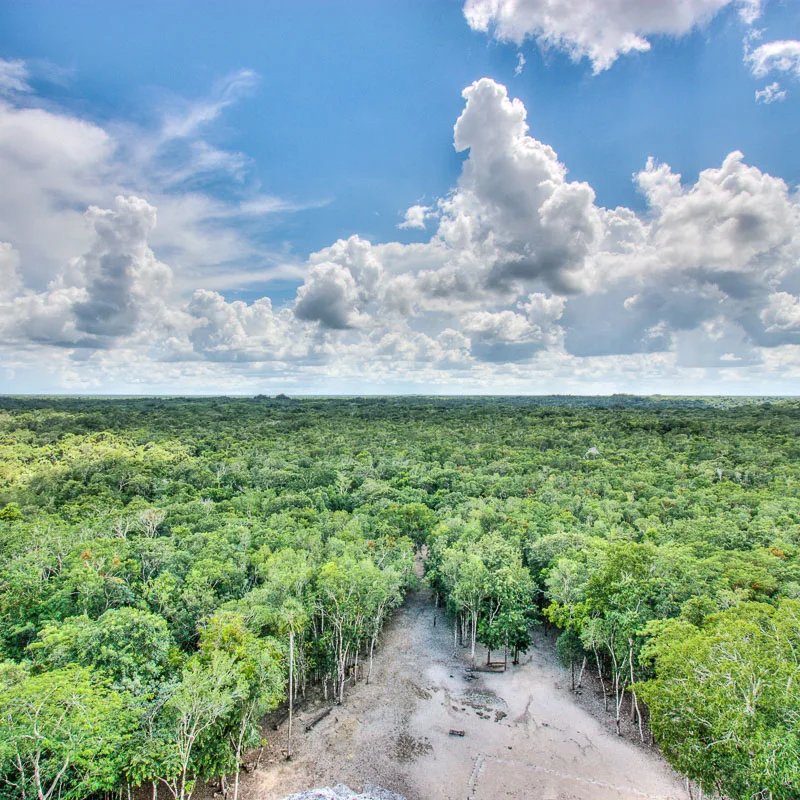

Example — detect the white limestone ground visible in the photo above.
[282,785,404,800]
[246,584,688,800]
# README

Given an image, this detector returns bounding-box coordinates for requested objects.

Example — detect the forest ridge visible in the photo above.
[0,396,798,799]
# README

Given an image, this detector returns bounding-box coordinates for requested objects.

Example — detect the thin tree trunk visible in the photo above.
[613,661,624,736]
[577,656,587,689]
[470,611,477,665]
[632,688,644,742]
[287,629,294,759]
[179,765,188,800]
[593,647,608,712]
[367,635,376,684]
[628,642,644,743]
[338,642,349,704]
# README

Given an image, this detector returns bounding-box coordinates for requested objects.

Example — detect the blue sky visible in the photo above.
[1,0,799,394]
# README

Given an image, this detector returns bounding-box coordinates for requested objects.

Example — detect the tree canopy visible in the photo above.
[1,395,799,798]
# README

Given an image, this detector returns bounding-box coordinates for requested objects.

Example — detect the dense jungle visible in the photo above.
[1,396,798,800]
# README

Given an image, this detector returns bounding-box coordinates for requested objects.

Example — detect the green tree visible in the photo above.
[638,600,800,799]
[29,607,174,691]
[163,651,242,800]
[0,665,135,800]
[197,612,283,800]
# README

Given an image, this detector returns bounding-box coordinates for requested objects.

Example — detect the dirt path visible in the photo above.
[241,587,688,800]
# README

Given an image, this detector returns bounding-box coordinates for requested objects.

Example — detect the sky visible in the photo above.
[1,0,799,395]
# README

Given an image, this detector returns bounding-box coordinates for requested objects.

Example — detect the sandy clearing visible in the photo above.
[239,586,688,800]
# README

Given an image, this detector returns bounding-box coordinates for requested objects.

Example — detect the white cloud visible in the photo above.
[460,297,565,362]
[0,58,30,95]
[0,196,182,348]
[463,0,756,73]
[755,81,787,103]
[761,293,800,332]
[0,100,115,287]
[0,63,309,298]
[0,242,22,301]
[641,151,798,286]
[439,78,602,295]
[186,290,303,362]
[284,78,799,370]
[514,52,526,76]
[747,39,800,79]
[71,196,176,342]
[523,291,566,326]
[398,204,432,230]
[738,0,762,26]
[462,309,537,342]
[3,73,800,393]
[294,262,369,330]
[635,156,684,210]
[160,69,259,140]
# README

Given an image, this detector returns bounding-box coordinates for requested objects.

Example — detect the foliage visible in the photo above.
[1,395,800,797]
[638,601,800,799]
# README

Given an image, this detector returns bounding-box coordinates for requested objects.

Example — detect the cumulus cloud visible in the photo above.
[0,61,308,297]
[3,72,800,393]
[0,196,181,348]
[761,293,800,333]
[294,262,368,329]
[186,290,302,362]
[398,204,432,230]
[0,242,22,301]
[435,78,602,296]
[463,0,757,73]
[293,235,389,329]
[642,151,797,288]
[292,79,799,371]
[461,295,565,362]
[71,196,175,341]
[0,100,115,287]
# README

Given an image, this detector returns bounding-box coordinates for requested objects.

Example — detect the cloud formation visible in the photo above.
[0,65,307,297]
[2,71,800,393]
[746,38,800,100]
[747,39,800,78]
[0,196,179,348]
[398,205,432,230]
[0,58,30,95]
[463,0,759,72]
[755,81,787,103]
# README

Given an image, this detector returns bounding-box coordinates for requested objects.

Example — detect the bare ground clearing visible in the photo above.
[236,586,688,800]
